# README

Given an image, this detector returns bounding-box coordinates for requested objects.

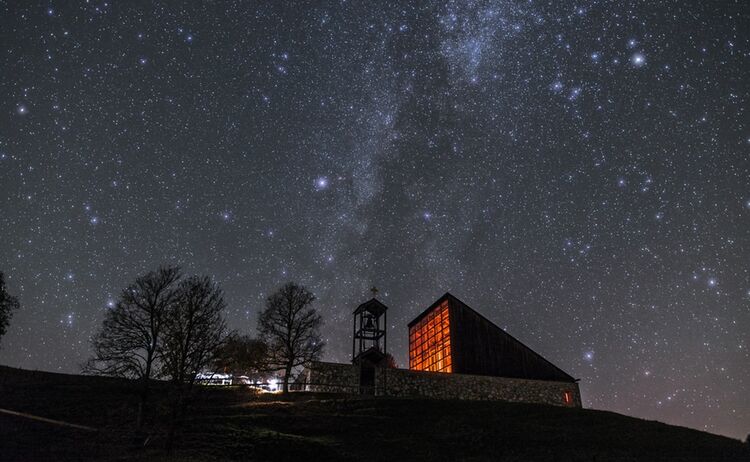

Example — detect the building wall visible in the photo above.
[409,300,452,372]
[301,361,582,408]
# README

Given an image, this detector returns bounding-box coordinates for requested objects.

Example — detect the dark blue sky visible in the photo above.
[0,1,747,439]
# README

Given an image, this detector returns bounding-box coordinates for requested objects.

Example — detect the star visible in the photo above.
[631,53,646,67]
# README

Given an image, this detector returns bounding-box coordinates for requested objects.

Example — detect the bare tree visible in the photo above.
[84,266,181,429]
[258,282,324,393]
[213,333,269,380]
[160,275,228,388]
[159,275,228,453]
[0,271,20,350]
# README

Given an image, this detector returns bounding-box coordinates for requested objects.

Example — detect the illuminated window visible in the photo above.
[408,301,452,373]
[563,390,574,405]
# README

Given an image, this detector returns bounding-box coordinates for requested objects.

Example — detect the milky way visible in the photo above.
[0,1,748,439]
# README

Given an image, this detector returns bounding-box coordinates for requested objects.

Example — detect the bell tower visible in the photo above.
[352,288,388,395]
[352,287,388,364]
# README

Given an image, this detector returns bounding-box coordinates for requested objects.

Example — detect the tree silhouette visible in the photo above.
[0,271,20,349]
[160,275,228,387]
[258,282,324,393]
[84,265,181,428]
[159,275,228,452]
[213,333,269,380]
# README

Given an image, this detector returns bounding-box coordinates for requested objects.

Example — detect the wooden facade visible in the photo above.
[408,293,576,383]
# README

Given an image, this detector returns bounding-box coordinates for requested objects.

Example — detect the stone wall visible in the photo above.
[301,361,360,393]
[300,361,582,408]
[382,367,582,407]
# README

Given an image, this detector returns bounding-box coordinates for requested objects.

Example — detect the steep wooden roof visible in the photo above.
[409,292,577,383]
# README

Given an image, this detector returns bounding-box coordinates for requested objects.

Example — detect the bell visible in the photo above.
[364,315,376,331]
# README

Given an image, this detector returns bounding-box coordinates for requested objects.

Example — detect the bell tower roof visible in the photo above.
[353,298,388,316]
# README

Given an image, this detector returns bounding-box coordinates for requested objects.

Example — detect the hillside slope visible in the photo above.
[0,366,747,461]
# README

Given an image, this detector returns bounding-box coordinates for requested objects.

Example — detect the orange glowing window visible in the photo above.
[563,390,574,405]
[408,301,452,373]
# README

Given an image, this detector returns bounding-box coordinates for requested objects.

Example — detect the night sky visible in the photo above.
[1,0,748,439]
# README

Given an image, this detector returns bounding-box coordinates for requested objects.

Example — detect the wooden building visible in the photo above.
[408,293,577,384]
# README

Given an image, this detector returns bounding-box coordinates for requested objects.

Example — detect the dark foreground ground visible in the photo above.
[0,366,747,462]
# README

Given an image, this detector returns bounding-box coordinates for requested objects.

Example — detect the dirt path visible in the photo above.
[0,407,98,432]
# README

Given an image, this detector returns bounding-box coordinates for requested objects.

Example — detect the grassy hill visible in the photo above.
[0,365,747,461]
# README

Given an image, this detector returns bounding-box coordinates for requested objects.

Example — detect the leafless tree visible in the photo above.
[84,265,181,429]
[258,282,324,393]
[160,275,228,388]
[159,275,228,453]
[0,271,20,350]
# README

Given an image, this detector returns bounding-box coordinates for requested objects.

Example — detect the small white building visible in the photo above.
[195,372,233,386]
[195,372,282,391]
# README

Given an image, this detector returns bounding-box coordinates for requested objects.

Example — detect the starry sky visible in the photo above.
[1,0,748,439]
